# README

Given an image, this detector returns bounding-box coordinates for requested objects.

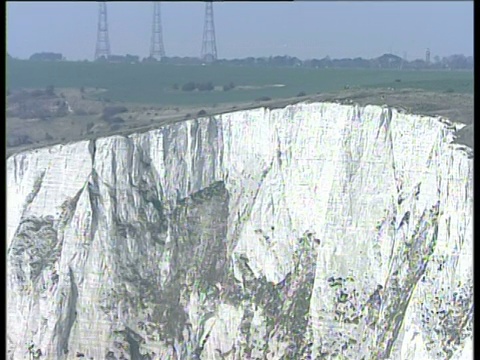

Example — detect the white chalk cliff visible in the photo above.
[7,102,473,360]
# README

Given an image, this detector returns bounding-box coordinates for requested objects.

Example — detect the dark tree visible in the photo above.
[196,82,214,91]
[223,81,235,91]
[182,82,196,92]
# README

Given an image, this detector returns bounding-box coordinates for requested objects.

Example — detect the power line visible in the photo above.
[150,2,166,60]
[201,1,218,63]
[94,2,111,60]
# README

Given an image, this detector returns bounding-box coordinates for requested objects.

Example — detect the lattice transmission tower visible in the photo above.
[201,1,217,63]
[150,2,166,60]
[94,2,111,60]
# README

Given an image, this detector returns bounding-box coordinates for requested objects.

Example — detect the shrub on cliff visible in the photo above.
[110,124,123,131]
[105,116,125,125]
[102,105,128,120]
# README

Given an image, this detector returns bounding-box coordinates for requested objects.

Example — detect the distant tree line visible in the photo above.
[96,54,140,63]
[29,52,64,61]
[215,53,473,70]
[21,52,473,70]
[178,81,236,92]
[181,81,214,92]
[153,53,474,70]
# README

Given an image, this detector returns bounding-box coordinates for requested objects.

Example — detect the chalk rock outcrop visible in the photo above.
[7,102,473,359]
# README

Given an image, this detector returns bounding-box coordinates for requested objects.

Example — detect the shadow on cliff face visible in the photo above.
[102,180,232,359]
[171,181,230,288]
[157,181,230,339]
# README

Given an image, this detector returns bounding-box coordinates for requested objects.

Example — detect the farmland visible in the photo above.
[6,59,473,157]
[6,59,473,106]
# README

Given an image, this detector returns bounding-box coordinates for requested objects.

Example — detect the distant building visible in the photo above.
[374,54,403,69]
[425,48,431,64]
[29,52,64,61]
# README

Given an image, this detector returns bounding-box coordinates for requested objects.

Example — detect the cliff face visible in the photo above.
[7,102,473,360]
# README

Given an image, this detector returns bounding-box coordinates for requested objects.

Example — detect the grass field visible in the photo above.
[6,59,473,106]
[6,59,473,157]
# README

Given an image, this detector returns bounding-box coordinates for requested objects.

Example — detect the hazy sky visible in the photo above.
[7,1,473,61]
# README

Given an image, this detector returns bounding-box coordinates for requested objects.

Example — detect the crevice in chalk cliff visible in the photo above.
[88,138,96,165]
[58,186,84,229]
[189,119,200,174]
[53,266,78,358]
[161,126,174,165]
[86,169,102,249]
[375,107,393,143]
[207,117,221,177]
[13,154,26,184]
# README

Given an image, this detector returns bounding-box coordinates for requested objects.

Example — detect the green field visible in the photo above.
[6,59,473,106]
